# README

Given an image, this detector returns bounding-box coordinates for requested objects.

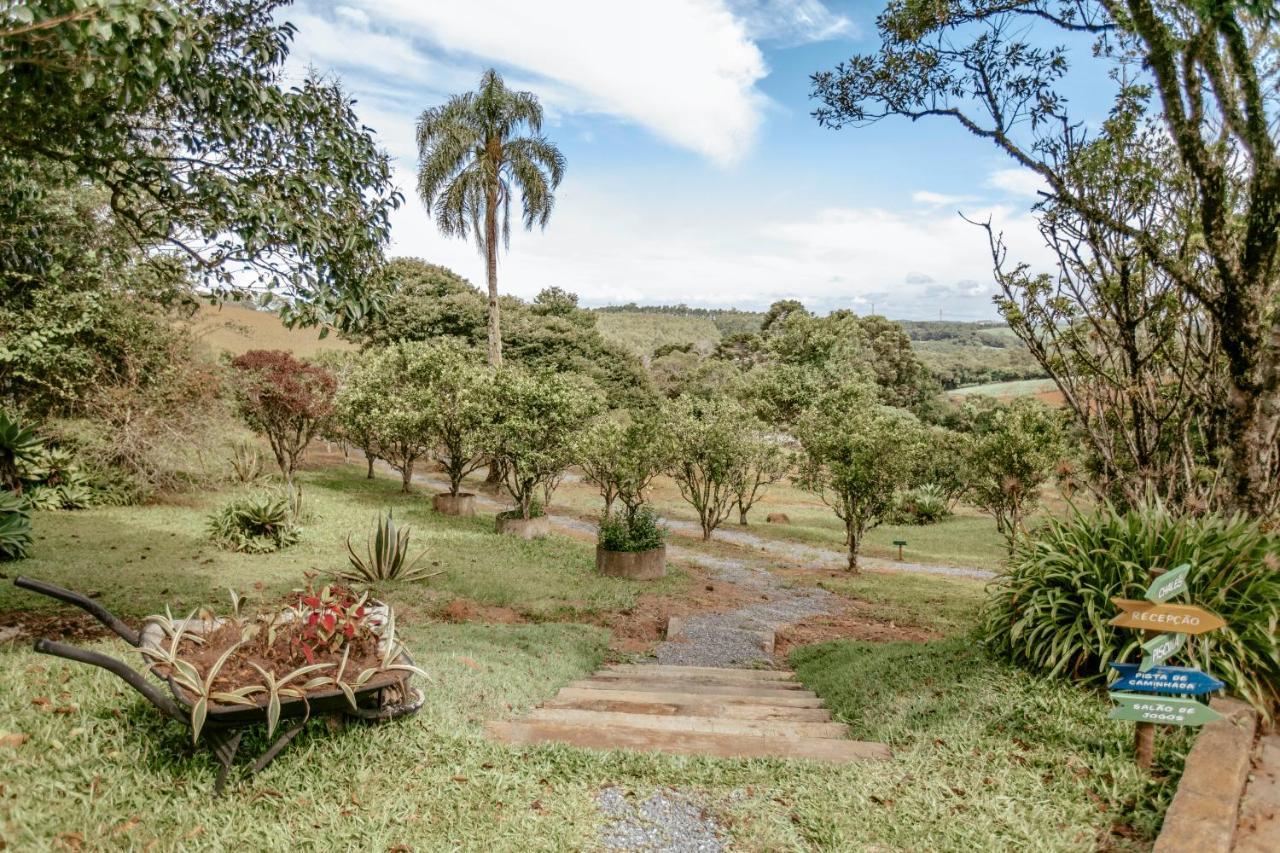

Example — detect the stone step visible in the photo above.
[571,677,814,698]
[602,664,797,682]
[555,685,825,709]
[586,671,803,691]
[541,695,834,722]
[528,707,850,739]
[487,720,891,763]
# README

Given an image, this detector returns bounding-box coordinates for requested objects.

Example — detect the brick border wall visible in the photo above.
[1153,697,1259,853]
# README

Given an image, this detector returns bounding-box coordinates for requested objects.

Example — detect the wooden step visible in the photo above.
[570,678,816,699]
[555,686,825,709]
[487,720,891,763]
[542,695,834,722]
[528,708,849,739]
[603,664,797,682]
[592,669,805,690]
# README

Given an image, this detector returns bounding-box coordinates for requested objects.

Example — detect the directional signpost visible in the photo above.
[1109,663,1224,696]
[1107,564,1226,770]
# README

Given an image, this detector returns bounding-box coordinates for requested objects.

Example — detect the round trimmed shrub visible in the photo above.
[980,501,1279,720]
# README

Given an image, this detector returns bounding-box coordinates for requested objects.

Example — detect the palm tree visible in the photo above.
[416,69,566,367]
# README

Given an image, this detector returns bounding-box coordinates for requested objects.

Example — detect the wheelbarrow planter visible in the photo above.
[12,576,425,794]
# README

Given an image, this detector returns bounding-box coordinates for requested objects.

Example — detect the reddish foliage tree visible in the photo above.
[229,350,337,482]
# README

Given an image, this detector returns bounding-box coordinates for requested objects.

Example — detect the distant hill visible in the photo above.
[186,302,353,358]
[591,310,724,358]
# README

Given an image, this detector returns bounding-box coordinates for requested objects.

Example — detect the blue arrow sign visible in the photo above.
[1109,663,1224,696]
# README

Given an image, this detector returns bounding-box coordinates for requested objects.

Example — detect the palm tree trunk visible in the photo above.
[485,183,502,368]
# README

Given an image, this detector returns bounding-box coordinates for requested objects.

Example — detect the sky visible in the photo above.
[283,1,1111,321]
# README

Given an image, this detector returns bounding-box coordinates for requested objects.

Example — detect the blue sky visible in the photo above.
[285,1,1110,320]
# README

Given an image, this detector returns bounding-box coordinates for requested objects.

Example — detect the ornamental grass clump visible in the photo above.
[597,506,667,553]
[980,500,1280,720]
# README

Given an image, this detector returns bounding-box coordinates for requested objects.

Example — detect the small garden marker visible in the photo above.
[892,540,906,560]
[1106,565,1226,770]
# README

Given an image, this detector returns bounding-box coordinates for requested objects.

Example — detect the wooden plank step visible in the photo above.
[542,696,834,722]
[487,720,891,763]
[528,708,850,739]
[555,686,825,709]
[603,664,797,682]
[571,678,815,698]
[594,669,805,690]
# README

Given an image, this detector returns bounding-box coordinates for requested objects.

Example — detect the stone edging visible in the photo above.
[1153,697,1259,853]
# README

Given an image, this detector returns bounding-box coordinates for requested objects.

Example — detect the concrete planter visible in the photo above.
[495,514,550,539]
[596,544,666,580]
[433,492,476,517]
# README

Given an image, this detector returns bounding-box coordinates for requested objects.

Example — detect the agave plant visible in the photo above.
[227,441,267,485]
[0,489,32,561]
[207,491,300,553]
[339,510,436,584]
[0,411,42,492]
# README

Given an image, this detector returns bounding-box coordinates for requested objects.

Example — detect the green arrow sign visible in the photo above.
[1145,563,1191,604]
[1140,632,1186,671]
[1109,692,1223,726]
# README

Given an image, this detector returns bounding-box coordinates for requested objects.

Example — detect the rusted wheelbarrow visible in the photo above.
[13,576,425,794]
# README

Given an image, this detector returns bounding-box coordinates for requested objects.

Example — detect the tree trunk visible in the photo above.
[846,520,860,573]
[366,456,375,479]
[485,179,502,368]
[738,503,749,525]
[400,461,414,493]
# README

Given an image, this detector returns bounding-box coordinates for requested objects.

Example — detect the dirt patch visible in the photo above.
[437,599,526,625]
[590,562,761,656]
[774,600,938,660]
[0,611,114,644]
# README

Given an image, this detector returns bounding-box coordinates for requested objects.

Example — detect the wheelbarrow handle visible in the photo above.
[13,576,141,647]
[32,638,188,724]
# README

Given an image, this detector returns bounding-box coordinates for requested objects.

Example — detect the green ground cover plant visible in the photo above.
[982,501,1280,719]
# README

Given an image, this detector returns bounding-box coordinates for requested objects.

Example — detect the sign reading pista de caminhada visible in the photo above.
[1108,663,1224,696]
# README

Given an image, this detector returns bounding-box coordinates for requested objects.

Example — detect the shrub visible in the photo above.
[980,501,1280,720]
[890,483,950,525]
[208,492,300,554]
[339,511,434,584]
[228,440,268,484]
[20,446,94,510]
[229,350,337,483]
[0,490,31,560]
[598,506,667,552]
[496,498,543,521]
[0,411,42,491]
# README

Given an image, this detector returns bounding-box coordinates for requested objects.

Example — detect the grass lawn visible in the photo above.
[0,462,1183,849]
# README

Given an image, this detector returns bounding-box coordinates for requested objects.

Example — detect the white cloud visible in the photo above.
[383,164,1056,320]
[911,190,977,207]
[987,167,1049,199]
[728,0,854,45]
[331,0,769,166]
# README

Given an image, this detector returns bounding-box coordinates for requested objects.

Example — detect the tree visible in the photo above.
[964,398,1065,549]
[335,344,438,493]
[416,69,566,367]
[794,383,927,571]
[732,433,791,525]
[1,0,399,329]
[487,367,602,519]
[229,350,336,484]
[811,0,1279,517]
[418,343,493,497]
[662,394,755,540]
[578,410,673,518]
[914,426,971,513]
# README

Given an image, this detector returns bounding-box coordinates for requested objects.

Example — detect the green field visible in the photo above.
[0,461,1180,849]
[949,377,1059,399]
[590,310,722,358]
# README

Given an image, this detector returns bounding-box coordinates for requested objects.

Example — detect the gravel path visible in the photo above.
[597,787,727,852]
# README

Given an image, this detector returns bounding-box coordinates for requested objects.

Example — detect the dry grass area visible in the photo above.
[184,302,354,358]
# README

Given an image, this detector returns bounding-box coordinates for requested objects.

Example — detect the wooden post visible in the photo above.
[1134,567,1166,772]
[893,540,906,561]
